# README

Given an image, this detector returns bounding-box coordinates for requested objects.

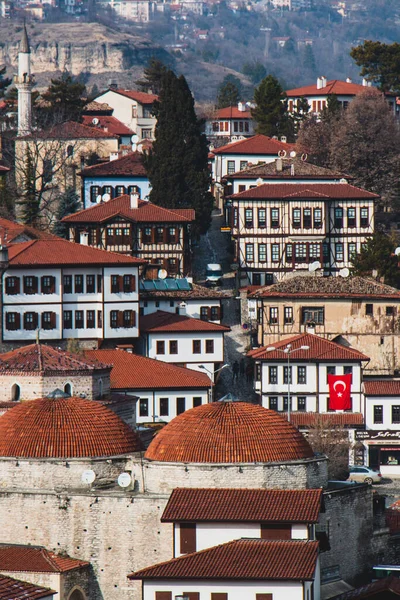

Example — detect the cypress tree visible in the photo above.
[143,69,214,235]
[53,187,81,238]
[252,75,291,138]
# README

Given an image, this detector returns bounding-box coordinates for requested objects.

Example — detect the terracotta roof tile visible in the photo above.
[211,134,294,156]
[80,152,147,177]
[248,276,400,300]
[0,396,141,458]
[161,488,322,523]
[7,238,145,267]
[140,310,230,333]
[83,100,113,112]
[225,157,346,180]
[81,115,134,136]
[248,333,369,361]
[110,89,158,104]
[19,120,118,140]
[145,401,314,463]
[85,349,211,390]
[334,576,400,599]
[0,217,59,244]
[62,196,194,224]
[363,380,400,396]
[0,344,110,375]
[213,107,252,119]
[0,574,55,599]
[0,545,89,573]
[287,412,364,427]
[139,282,232,300]
[286,79,396,98]
[129,539,319,581]
[229,182,378,200]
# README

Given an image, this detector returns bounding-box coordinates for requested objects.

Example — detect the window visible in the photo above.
[177,397,185,414]
[142,227,152,243]
[347,207,356,228]
[366,304,373,316]
[297,366,307,384]
[64,275,72,294]
[283,366,292,384]
[205,339,214,354]
[11,383,20,402]
[23,276,38,295]
[227,160,235,174]
[360,207,369,228]
[261,523,291,540]
[245,243,254,263]
[87,310,95,329]
[41,311,55,330]
[128,185,140,196]
[5,276,20,295]
[245,208,253,227]
[75,275,84,293]
[210,306,221,321]
[238,185,246,193]
[258,244,267,263]
[110,310,118,329]
[123,310,135,328]
[155,593,172,600]
[314,207,322,228]
[271,244,280,263]
[392,405,400,424]
[374,405,383,424]
[155,227,164,243]
[211,595,228,600]
[255,363,261,381]
[348,243,356,261]
[309,243,320,259]
[75,310,84,329]
[123,274,136,293]
[6,312,20,331]
[344,366,353,376]
[258,208,266,228]
[286,244,293,262]
[269,366,278,384]
[233,208,238,228]
[193,397,202,408]
[302,307,324,325]
[327,366,336,383]
[111,275,120,293]
[292,208,301,228]
[256,595,273,600]
[98,310,102,328]
[139,398,149,417]
[323,243,330,263]
[303,208,312,229]
[24,312,38,331]
[334,207,343,229]
[295,243,307,262]
[169,340,178,354]
[271,208,279,228]
[156,341,165,354]
[335,242,344,262]
[180,522,196,554]
[386,306,395,316]
[160,398,169,416]
[298,397,307,411]
[240,160,248,170]
[200,307,209,321]
[283,396,288,411]
[114,185,125,197]
[63,310,72,329]
[167,227,178,244]
[284,306,293,324]
[90,186,101,203]
[269,397,278,410]
[193,340,201,354]
[269,307,278,324]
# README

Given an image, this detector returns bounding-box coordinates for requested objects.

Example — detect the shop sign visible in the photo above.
[355,430,400,441]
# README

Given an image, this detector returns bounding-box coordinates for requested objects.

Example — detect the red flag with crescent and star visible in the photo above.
[328,373,352,410]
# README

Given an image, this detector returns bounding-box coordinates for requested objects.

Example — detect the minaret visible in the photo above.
[14,24,34,136]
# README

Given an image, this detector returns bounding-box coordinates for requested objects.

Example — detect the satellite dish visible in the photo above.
[339,178,348,183]
[278,150,287,158]
[309,261,321,272]
[395,247,400,256]
[158,269,168,280]
[81,470,96,485]
[96,194,102,203]
[92,117,99,125]
[117,472,132,488]
[102,193,111,202]
[132,144,137,152]
[339,267,350,278]
[131,134,139,144]
[256,178,263,186]
[301,153,308,162]
[290,150,297,158]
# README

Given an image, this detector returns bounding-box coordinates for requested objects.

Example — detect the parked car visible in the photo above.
[347,466,382,485]
[206,263,223,286]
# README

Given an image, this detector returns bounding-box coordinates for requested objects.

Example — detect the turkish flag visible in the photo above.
[328,374,352,410]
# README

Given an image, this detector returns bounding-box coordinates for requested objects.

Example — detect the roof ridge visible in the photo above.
[40,548,63,572]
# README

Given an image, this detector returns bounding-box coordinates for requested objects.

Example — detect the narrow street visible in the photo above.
[193,209,258,402]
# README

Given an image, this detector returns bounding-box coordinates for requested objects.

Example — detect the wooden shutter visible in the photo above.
[41,276,46,292]
[211,595,228,600]
[15,313,21,330]
[256,595,273,600]
[50,312,56,329]
[155,593,172,600]
[50,276,55,293]
[183,594,200,600]
[132,310,136,327]
[261,523,291,540]
[41,312,47,329]
[5,278,11,294]
[175,228,180,243]
[23,313,28,329]
[131,275,136,292]
[117,311,124,327]
[180,523,196,554]
[33,312,38,329]
[151,227,156,243]
[33,277,38,293]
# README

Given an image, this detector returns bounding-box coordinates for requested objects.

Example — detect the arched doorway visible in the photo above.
[68,589,86,600]
[64,383,72,396]
[11,383,20,401]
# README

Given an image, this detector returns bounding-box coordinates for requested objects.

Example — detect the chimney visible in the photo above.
[238,102,245,112]
[275,157,283,172]
[320,76,327,88]
[0,240,9,271]
[110,152,119,161]
[317,77,323,90]
[130,193,140,209]
[346,77,352,83]
[108,79,118,90]
[80,231,89,246]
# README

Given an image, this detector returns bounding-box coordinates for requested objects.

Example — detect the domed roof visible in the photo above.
[0,396,141,458]
[145,401,314,463]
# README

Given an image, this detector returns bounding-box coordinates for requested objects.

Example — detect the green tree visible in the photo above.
[52,187,81,238]
[40,73,86,124]
[0,66,11,99]
[351,231,400,288]
[136,58,169,95]
[216,75,242,109]
[242,61,267,85]
[302,45,317,75]
[350,41,400,93]
[17,147,40,227]
[292,96,310,133]
[143,69,214,235]
[251,75,289,138]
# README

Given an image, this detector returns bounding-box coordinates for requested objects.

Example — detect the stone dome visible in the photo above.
[0,396,141,458]
[145,400,314,463]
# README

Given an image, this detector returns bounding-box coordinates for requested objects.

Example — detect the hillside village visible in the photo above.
[1,23,400,600]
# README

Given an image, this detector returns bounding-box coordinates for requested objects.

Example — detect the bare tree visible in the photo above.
[306,415,351,480]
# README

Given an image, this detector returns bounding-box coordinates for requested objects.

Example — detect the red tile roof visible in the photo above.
[85,349,211,390]
[0,545,89,573]
[0,217,59,244]
[19,120,119,140]
[140,310,230,333]
[0,395,141,458]
[62,196,195,224]
[161,488,322,523]
[0,165,9,174]
[229,182,378,200]
[363,380,400,396]
[79,152,147,177]
[81,115,134,136]
[145,400,314,463]
[0,344,110,375]
[7,238,145,267]
[213,107,252,119]
[224,157,346,181]
[83,100,113,113]
[0,574,55,600]
[286,79,395,98]
[211,134,295,156]
[248,333,369,361]
[334,576,400,599]
[129,539,319,581]
[287,412,364,427]
[109,89,158,105]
